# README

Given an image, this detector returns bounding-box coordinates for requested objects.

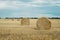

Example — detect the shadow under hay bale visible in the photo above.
[36,17,51,30]
[21,18,30,26]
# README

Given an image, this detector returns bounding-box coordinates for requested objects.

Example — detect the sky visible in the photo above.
[0,0,60,18]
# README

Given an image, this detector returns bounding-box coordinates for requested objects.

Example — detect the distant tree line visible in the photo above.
[5,17,23,19]
[4,17,38,19]
[0,17,60,19]
[49,17,60,19]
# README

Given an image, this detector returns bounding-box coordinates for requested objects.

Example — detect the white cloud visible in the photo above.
[0,1,37,9]
[0,1,8,9]
[0,0,51,9]
[0,0,60,9]
[0,1,31,9]
[32,0,60,7]
[33,0,48,3]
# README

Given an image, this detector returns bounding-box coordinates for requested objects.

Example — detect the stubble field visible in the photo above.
[0,19,60,40]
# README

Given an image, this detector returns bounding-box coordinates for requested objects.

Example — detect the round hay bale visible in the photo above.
[36,17,51,30]
[21,18,30,25]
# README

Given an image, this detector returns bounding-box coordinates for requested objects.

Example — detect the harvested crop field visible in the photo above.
[0,19,60,40]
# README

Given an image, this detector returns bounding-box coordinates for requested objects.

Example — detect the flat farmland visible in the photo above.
[0,19,60,40]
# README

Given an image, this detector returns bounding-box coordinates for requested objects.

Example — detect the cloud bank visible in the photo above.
[0,0,60,17]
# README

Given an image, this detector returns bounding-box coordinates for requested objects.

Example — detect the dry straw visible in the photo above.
[36,17,51,30]
[21,18,30,26]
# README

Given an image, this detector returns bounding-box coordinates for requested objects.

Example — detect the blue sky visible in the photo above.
[0,0,60,17]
